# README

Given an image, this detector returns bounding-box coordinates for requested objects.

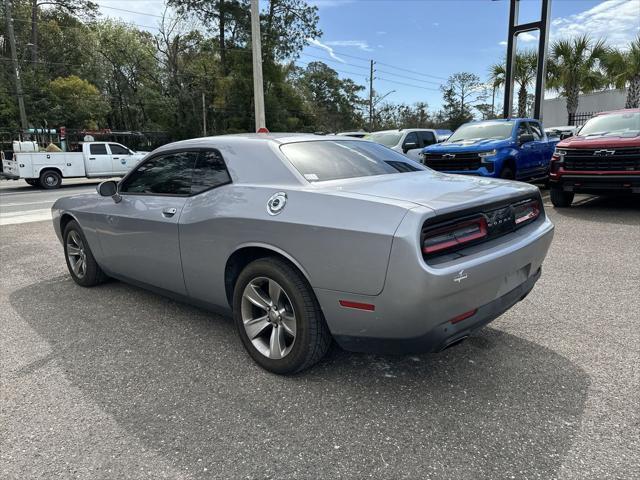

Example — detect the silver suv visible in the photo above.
[366,129,439,161]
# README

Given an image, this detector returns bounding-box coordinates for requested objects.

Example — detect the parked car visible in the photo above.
[545,125,577,140]
[1,141,147,189]
[549,108,640,207]
[52,134,554,374]
[421,119,558,182]
[366,128,440,161]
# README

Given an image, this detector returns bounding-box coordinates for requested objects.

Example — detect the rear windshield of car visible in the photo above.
[578,112,640,137]
[366,132,402,147]
[280,140,424,182]
[447,122,514,142]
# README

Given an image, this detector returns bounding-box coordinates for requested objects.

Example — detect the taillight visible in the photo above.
[513,199,540,226]
[422,216,488,255]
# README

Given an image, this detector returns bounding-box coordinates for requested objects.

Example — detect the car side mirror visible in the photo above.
[403,142,418,153]
[518,133,534,145]
[97,180,122,203]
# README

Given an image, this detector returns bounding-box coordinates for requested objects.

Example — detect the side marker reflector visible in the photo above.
[450,309,477,324]
[339,300,375,311]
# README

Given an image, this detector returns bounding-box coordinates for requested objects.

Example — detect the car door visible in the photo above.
[515,122,536,179]
[402,132,422,160]
[108,143,134,175]
[95,150,198,294]
[525,121,548,178]
[85,143,112,177]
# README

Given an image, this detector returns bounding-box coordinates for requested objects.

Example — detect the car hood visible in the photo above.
[423,138,512,153]
[558,133,640,149]
[322,171,538,214]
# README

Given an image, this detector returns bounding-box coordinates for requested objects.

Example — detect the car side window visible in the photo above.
[403,132,419,148]
[90,144,108,155]
[191,150,232,194]
[517,123,529,138]
[527,122,543,140]
[121,151,197,195]
[417,131,436,148]
[109,143,130,155]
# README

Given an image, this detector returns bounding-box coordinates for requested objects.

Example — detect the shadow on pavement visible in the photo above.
[551,194,640,225]
[11,277,590,479]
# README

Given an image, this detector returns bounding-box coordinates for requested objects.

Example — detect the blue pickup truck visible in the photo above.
[420,119,558,181]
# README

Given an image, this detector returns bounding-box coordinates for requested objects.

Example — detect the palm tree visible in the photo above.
[489,50,538,117]
[547,35,608,123]
[603,35,640,108]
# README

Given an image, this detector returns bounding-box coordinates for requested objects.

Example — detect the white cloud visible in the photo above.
[376,31,387,35]
[324,40,373,52]
[432,22,440,27]
[551,0,640,49]
[519,31,538,43]
[306,38,345,63]
[499,41,508,46]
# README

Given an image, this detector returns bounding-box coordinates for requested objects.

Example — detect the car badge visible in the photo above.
[593,149,615,156]
[453,270,468,283]
[442,153,456,160]
[267,192,287,215]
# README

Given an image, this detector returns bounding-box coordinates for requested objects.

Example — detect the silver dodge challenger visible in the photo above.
[52,133,554,374]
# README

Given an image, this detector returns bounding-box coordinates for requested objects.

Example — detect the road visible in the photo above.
[0,179,102,226]
[1,191,639,479]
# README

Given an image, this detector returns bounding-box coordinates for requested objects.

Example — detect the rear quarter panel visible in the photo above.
[178,185,413,307]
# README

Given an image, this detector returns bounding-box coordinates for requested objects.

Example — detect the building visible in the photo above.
[542,89,628,127]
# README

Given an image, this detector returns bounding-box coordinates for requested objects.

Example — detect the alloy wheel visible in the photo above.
[241,277,297,359]
[66,230,87,279]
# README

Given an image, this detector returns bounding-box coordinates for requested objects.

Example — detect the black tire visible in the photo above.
[233,257,332,374]
[39,169,62,189]
[550,187,574,208]
[25,179,39,187]
[63,220,108,287]
[500,166,515,180]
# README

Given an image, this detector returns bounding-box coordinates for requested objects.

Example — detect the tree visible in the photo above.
[547,35,607,122]
[489,50,538,117]
[48,75,107,128]
[440,72,485,130]
[603,35,640,108]
[28,0,97,63]
[294,61,365,132]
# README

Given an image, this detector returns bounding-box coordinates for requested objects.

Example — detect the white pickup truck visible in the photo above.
[1,141,147,188]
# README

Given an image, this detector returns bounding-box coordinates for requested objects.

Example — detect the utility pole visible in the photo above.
[202,92,207,136]
[4,0,29,131]
[250,0,266,132]
[368,60,375,131]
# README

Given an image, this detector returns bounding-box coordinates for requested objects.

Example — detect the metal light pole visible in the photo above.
[4,0,29,130]
[250,0,266,131]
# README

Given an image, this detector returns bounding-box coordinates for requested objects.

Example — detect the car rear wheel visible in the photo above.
[550,187,574,208]
[25,179,39,187]
[63,220,108,287]
[233,257,331,374]
[39,169,62,189]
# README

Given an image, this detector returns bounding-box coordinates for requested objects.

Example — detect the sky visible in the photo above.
[97,0,640,110]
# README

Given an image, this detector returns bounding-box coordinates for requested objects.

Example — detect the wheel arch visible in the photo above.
[40,167,63,178]
[501,156,517,176]
[224,243,312,308]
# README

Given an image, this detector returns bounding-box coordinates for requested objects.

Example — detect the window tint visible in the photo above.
[90,144,108,155]
[403,132,418,148]
[417,131,436,147]
[191,150,231,194]
[280,140,426,182]
[517,123,529,137]
[109,143,130,155]
[448,122,514,142]
[122,151,197,195]
[528,122,543,140]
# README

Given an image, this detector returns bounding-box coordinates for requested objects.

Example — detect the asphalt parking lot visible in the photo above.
[1,186,639,479]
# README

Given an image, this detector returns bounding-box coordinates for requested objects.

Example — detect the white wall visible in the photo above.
[542,89,628,127]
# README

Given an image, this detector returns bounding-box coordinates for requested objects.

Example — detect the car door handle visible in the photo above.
[162,207,177,217]
[89,157,96,160]
[113,157,120,160]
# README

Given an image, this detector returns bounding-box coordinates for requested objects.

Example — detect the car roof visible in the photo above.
[370,128,434,134]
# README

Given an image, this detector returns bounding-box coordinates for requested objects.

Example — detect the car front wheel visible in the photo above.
[63,220,108,287]
[550,186,574,208]
[233,257,331,374]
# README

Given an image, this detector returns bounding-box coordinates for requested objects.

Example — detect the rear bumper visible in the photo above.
[335,267,540,354]
[550,173,640,194]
